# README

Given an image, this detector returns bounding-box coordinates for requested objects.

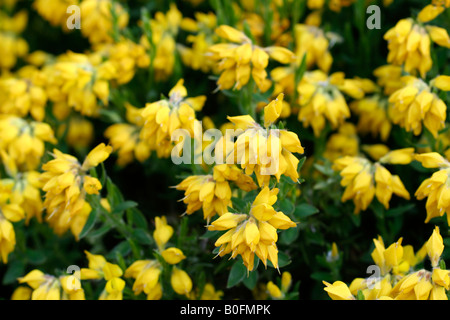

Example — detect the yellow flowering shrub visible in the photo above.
[0,0,450,303]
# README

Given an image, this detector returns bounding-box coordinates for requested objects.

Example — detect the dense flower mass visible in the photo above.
[0,0,449,303]
[323,227,449,300]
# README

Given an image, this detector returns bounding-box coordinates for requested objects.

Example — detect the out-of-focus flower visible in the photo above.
[297,70,366,137]
[179,12,218,73]
[207,25,295,92]
[105,103,150,166]
[0,115,57,171]
[0,66,47,121]
[388,75,448,138]
[384,18,450,77]
[43,51,116,118]
[140,79,204,159]
[79,0,129,44]
[140,3,183,81]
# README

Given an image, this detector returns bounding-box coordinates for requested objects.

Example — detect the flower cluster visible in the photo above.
[2,0,450,302]
[323,227,450,300]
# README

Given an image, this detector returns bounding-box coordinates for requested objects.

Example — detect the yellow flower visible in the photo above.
[416,152,449,168]
[418,4,445,22]
[384,18,449,77]
[350,94,392,142]
[208,25,295,92]
[414,154,450,224]
[80,250,124,300]
[81,143,113,171]
[140,79,204,159]
[153,216,174,251]
[11,286,32,300]
[373,64,404,95]
[179,12,218,73]
[327,229,450,300]
[175,164,257,222]
[0,66,47,121]
[39,144,111,239]
[1,170,43,224]
[99,277,126,300]
[266,271,293,299]
[33,0,77,30]
[307,0,355,12]
[63,116,94,150]
[388,76,447,138]
[333,155,410,213]
[104,103,151,166]
[293,24,337,73]
[80,0,129,44]
[198,283,223,300]
[432,75,450,91]
[323,123,359,162]
[297,70,366,137]
[171,267,193,296]
[267,281,283,299]
[323,281,356,300]
[0,115,57,171]
[18,270,61,300]
[220,97,304,186]
[379,148,416,165]
[426,226,444,268]
[140,4,183,81]
[60,275,85,300]
[0,214,18,264]
[42,51,117,118]
[18,270,83,300]
[161,247,187,265]
[208,186,296,271]
[93,38,150,85]
[125,260,163,299]
[349,275,393,300]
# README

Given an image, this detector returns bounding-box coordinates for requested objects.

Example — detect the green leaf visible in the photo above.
[279,198,295,215]
[130,208,148,229]
[25,249,47,265]
[243,269,259,290]
[78,207,98,240]
[294,203,319,220]
[310,271,333,283]
[112,200,138,214]
[133,228,153,245]
[106,177,124,206]
[313,163,334,176]
[386,203,415,217]
[280,227,299,245]
[227,260,248,288]
[267,251,291,268]
[87,224,111,239]
[3,259,25,285]
[357,290,365,300]
[200,230,221,240]
[108,240,131,259]
[231,197,246,212]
